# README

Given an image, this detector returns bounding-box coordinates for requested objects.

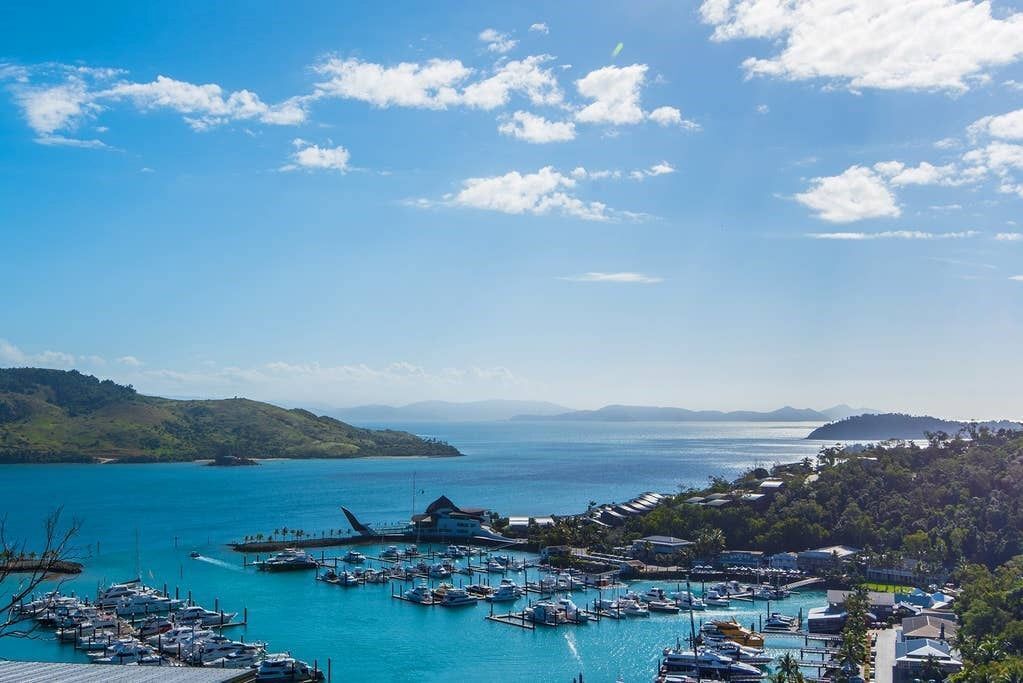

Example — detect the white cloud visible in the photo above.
[575,64,648,125]
[15,79,98,134]
[646,161,675,176]
[756,104,769,114]
[873,160,962,186]
[0,339,77,368]
[461,56,563,109]
[281,138,351,173]
[559,272,663,283]
[1010,275,1023,281]
[962,142,1023,174]
[529,23,550,35]
[795,166,901,223]
[996,232,1023,241]
[807,230,980,240]
[934,137,960,149]
[34,134,109,149]
[314,57,469,109]
[929,203,962,211]
[497,111,575,143]
[700,0,1023,92]
[969,108,1023,141]
[648,105,701,130]
[451,166,610,221]
[117,355,143,367]
[479,28,518,54]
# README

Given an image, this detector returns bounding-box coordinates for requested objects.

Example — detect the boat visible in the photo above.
[707,640,774,665]
[338,571,360,586]
[621,599,650,618]
[429,563,452,578]
[318,569,341,585]
[380,546,400,560]
[403,581,435,605]
[137,616,173,638]
[707,619,765,648]
[255,549,318,572]
[765,612,798,629]
[659,645,764,679]
[672,591,707,611]
[486,559,506,573]
[113,593,180,616]
[403,545,419,557]
[557,597,590,622]
[702,588,731,608]
[342,550,366,564]
[438,587,478,607]
[445,545,466,558]
[648,600,681,614]
[642,587,670,602]
[255,653,325,681]
[525,600,564,626]
[174,605,237,627]
[485,579,523,602]
[189,551,201,559]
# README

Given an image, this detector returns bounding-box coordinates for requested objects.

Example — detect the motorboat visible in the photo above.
[557,597,590,622]
[672,591,707,611]
[438,587,478,607]
[338,571,360,587]
[114,592,180,616]
[380,546,400,560]
[648,600,681,614]
[429,563,452,578]
[642,587,670,602]
[175,605,237,626]
[136,616,173,638]
[707,640,774,665]
[403,581,435,605]
[318,569,341,585]
[342,550,366,564]
[486,559,506,573]
[148,626,213,652]
[255,549,318,571]
[525,601,564,626]
[403,545,419,557]
[189,551,201,559]
[445,545,466,558]
[765,612,797,629]
[702,589,732,608]
[707,619,765,648]
[255,653,325,681]
[621,599,650,618]
[659,646,764,679]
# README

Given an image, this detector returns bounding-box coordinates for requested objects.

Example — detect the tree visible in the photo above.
[0,508,81,639]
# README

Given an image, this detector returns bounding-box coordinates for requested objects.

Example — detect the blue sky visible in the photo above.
[2,0,1023,418]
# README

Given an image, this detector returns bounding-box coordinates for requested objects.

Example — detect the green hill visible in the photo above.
[0,368,461,463]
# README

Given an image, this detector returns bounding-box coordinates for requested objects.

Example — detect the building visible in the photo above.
[827,589,896,618]
[758,479,786,495]
[893,638,962,682]
[797,545,860,572]
[718,550,764,567]
[631,535,693,556]
[410,495,510,541]
[769,552,799,570]
[901,615,958,641]
[0,661,250,682]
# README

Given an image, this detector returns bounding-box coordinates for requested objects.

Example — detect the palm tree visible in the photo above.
[777,652,804,683]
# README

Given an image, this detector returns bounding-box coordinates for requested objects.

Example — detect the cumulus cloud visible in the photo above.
[648,105,700,130]
[116,355,143,366]
[529,23,550,34]
[630,161,676,180]
[969,108,1023,141]
[872,160,963,186]
[451,166,610,221]
[0,338,76,367]
[281,138,351,172]
[1010,275,1023,281]
[479,28,518,54]
[996,232,1023,241]
[700,0,1023,92]
[575,64,648,125]
[806,230,980,240]
[559,272,663,283]
[497,111,575,143]
[795,166,901,223]
[313,55,563,112]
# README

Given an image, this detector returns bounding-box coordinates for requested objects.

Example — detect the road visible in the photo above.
[873,628,898,683]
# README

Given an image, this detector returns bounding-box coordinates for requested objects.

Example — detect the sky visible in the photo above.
[2,0,1023,419]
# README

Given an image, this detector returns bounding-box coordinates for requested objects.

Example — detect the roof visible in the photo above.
[902,615,958,640]
[0,661,249,683]
[704,499,731,507]
[828,589,896,606]
[532,516,555,525]
[759,479,786,489]
[637,535,693,546]
[895,638,958,662]
[684,496,705,504]
[800,545,860,558]
[721,549,764,556]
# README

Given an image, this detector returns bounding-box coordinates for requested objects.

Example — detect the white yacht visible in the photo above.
[621,599,650,617]
[673,591,707,610]
[557,597,590,622]
[114,592,180,616]
[255,549,318,572]
[525,600,564,626]
[765,612,797,629]
[174,605,237,626]
[438,587,478,607]
[403,581,435,604]
[707,640,774,665]
[338,571,360,586]
[255,653,325,681]
[485,579,523,602]
[642,587,670,602]
[659,646,764,679]
[702,588,732,608]
[380,546,400,560]
[342,550,366,564]
[429,563,452,578]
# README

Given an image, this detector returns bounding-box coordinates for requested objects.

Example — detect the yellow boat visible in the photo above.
[712,619,766,648]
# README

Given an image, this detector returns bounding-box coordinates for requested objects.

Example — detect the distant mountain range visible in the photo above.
[333,399,572,423]
[510,404,878,422]
[807,413,1022,440]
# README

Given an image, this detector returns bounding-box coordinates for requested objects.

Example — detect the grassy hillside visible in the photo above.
[0,368,461,463]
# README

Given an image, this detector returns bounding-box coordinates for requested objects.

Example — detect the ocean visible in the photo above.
[0,420,828,682]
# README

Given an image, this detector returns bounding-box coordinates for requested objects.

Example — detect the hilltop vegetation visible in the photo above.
[0,368,460,463]
[807,412,1020,440]
[535,428,1023,571]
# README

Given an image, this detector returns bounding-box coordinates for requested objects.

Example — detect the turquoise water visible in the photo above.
[0,420,827,682]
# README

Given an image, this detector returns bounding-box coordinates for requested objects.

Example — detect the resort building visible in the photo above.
[718,550,764,567]
[797,545,861,572]
[893,638,962,682]
[768,552,799,570]
[631,535,693,556]
[411,496,490,539]
[901,615,958,641]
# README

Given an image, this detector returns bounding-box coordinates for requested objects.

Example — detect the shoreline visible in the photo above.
[0,452,465,465]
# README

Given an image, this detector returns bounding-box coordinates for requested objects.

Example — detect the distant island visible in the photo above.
[807,412,1022,440]
[334,399,572,423]
[0,368,461,463]
[510,403,876,422]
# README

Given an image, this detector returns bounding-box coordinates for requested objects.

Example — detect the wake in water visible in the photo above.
[564,631,583,668]
[193,555,244,572]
